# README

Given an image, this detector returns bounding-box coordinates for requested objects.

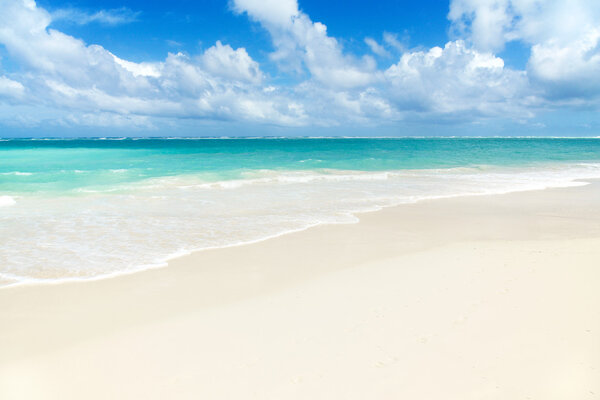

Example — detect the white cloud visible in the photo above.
[365,37,390,57]
[200,41,263,84]
[448,0,514,52]
[231,0,299,27]
[60,112,155,129]
[232,0,379,89]
[449,0,600,51]
[112,55,161,78]
[0,0,598,131]
[51,7,140,26]
[230,0,537,119]
[0,76,25,99]
[0,0,303,126]
[449,0,600,100]
[383,32,406,53]
[528,27,600,98]
[384,41,532,117]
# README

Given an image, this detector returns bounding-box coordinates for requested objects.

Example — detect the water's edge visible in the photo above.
[1,178,592,290]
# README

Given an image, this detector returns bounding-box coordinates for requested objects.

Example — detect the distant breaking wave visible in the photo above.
[1,171,33,176]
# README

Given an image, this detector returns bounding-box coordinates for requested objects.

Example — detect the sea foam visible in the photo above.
[2,137,600,287]
[1,171,33,176]
[2,162,600,287]
[0,196,16,207]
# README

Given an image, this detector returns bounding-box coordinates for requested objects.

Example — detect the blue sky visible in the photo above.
[0,0,599,137]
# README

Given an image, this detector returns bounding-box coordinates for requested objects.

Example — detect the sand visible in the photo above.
[1,183,600,399]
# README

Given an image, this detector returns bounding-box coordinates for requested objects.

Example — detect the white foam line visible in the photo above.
[0,196,17,207]
[0,222,328,289]
[1,171,33,176]
[1,174,595,290]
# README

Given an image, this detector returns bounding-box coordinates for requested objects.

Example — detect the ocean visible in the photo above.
[1,137,600,287]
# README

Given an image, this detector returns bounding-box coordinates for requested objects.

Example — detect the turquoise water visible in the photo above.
[2,138,600,286]
[2,138,600,194]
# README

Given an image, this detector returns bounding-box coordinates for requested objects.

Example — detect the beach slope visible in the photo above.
[1,184,600,399]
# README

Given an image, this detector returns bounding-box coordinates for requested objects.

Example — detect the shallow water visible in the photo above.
[2,138,600,286]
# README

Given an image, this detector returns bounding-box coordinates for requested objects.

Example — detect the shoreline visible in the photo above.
[0,178,594,290]
[1,182,600,399]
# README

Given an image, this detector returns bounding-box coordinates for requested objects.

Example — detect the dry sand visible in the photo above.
[1,183,600,399]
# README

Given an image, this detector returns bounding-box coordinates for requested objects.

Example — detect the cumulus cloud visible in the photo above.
[449,0,600,100]
[0,0,303,126]
[384,41,532,117]
[0,76,25,99]
[0,0,598,131]
[232,0,379,89]
[529,28,600,99]
[231,0,299,27]
[232,0,528,122]
[200,41,263,84]
[449,0,600,51]
[449,0,515,52]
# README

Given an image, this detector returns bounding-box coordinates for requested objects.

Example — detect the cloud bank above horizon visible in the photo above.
[0,0,599,136]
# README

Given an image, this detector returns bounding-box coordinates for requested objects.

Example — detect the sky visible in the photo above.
[0,0,599,137]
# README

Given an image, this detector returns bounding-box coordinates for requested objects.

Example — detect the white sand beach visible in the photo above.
[1,183,600,399]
